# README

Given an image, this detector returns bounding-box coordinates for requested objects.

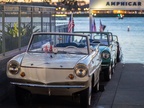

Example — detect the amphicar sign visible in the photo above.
[89,0,144,30]
[89,0,144,10]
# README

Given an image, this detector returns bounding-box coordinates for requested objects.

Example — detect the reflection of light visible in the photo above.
[118,10,120,13]
[107,11,109,13]
[61,8,65,11]
[78,8,81,11]
[93,14,96,16]
[135,11,137,14]
[84,8,89,11]
[52,14,67,17]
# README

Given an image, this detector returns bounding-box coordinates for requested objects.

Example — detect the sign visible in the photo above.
[90,0,144,10]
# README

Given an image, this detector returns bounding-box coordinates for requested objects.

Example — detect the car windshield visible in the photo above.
[74,32,110,46]
[92,33,109,46]
[28,33,88,55]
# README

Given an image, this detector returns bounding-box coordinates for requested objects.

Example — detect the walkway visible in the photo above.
[95,63,144,108]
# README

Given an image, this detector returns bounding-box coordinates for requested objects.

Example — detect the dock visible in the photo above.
[0,63,144,108]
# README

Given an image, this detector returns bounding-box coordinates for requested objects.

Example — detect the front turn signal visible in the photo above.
[68,74,74,80]
[20,72,25,77]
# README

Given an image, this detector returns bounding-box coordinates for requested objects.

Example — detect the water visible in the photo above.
[58,17,144,64]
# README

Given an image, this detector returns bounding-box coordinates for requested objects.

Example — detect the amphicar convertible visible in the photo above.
[74,31,122,81]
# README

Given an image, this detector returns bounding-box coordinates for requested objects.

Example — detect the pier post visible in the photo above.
[127,26,130,32]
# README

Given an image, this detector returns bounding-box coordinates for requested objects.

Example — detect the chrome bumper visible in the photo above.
[10,82,86,88]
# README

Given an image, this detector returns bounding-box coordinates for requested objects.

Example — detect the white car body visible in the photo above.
[7,32,102,107]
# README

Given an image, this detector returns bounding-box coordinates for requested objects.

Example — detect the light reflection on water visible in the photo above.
[73,17,144,64]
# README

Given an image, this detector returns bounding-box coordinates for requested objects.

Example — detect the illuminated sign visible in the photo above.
[90,0,144,10]
[106,2,141,6]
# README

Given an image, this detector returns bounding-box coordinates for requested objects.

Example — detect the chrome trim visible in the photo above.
[89,60,102,76]
[101,64,109,67]
[21,66,74,69]
[89,67,97,76]
[10,82,85,88]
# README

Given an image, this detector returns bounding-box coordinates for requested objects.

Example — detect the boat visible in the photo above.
[118,14,124,19]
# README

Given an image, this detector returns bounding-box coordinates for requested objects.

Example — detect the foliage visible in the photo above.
[0,22,39,38]
[0,22,40,52]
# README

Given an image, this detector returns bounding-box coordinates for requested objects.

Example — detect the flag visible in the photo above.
[67,14,75,43]
[92,19,96,32]
[100,19,106,32]
[68,14,75,33]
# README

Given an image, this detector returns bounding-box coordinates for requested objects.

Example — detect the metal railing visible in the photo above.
[0,4,68,56]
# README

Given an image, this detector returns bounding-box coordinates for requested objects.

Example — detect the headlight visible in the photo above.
[74,64,88,77]
[8,60,20,75]
[102,51,110,59]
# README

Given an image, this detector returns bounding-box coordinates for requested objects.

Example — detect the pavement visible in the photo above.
[95,63,144,108]
[1,63,144,108]
[0,69,11,103]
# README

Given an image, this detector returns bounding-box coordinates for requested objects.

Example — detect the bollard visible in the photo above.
[127,26,130,32]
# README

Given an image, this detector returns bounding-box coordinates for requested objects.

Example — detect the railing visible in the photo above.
[0,5,68,56]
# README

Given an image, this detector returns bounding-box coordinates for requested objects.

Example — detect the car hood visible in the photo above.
[99,46,110,53]
[21,53,87,68]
